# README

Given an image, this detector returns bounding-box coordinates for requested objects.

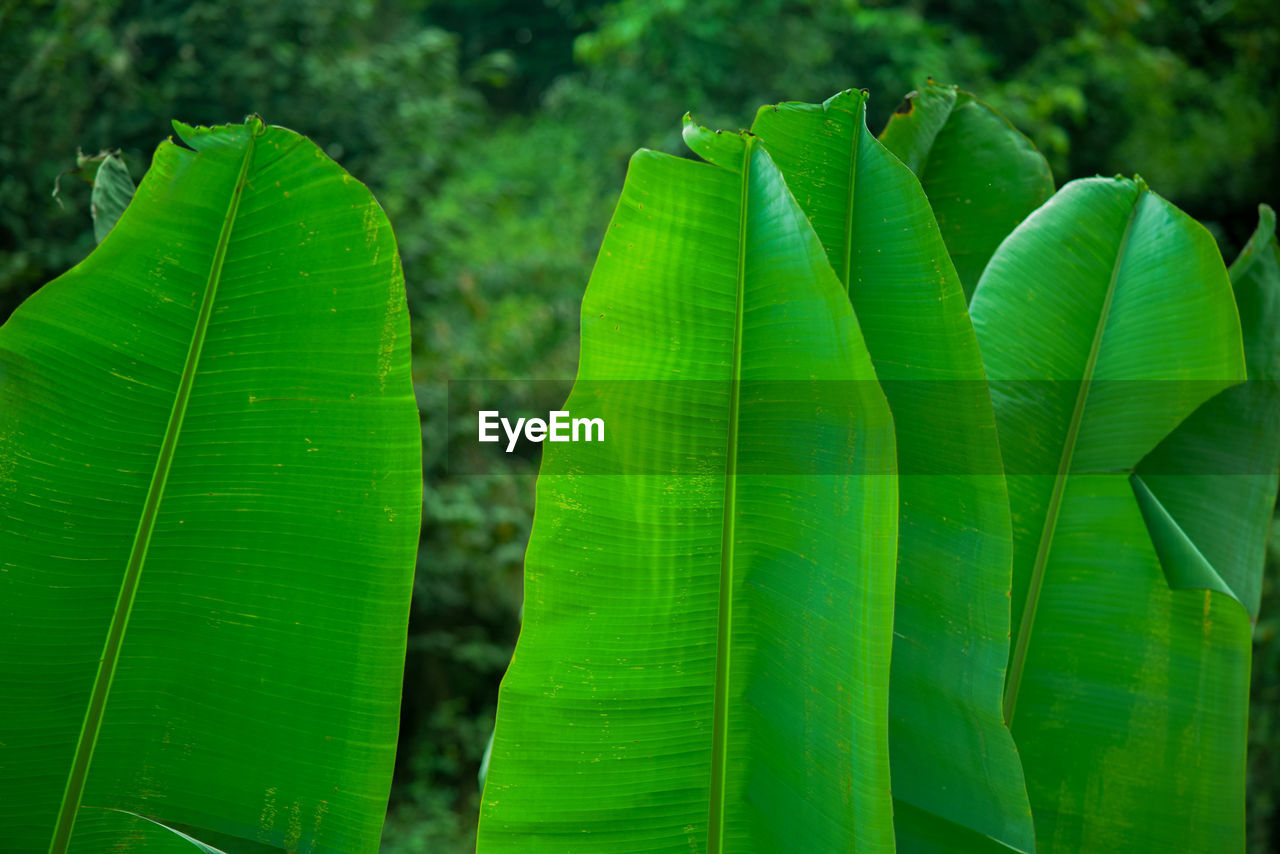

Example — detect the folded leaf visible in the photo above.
[479,124,898,852]
[970,176,1249,851]
[880,80,1054,300]
[69,809,232,854]
[1132,203,1280,619]
[0,118,420,853]
[746,89,1033,853]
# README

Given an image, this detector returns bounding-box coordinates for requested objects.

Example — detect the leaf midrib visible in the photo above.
[707,137,752,854]
[839,96,863,291]
[1001,188,1144,726]
[48,127,260,854]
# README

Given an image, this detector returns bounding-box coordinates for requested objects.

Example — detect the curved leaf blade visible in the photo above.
[880,80,1054,300]
[747,88,1034,854]
[479,127,898,852]
[1228,204,1280,379]
[1132,203,1280,618]
[69,809,233,854]
[0,120,420,852]
[970,176,1249,851]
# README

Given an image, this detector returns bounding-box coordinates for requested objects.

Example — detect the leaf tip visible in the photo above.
[170,119,197,149]
[680,113,746,168]
[1258,203,1276,234]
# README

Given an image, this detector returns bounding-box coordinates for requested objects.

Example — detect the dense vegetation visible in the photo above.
[3,1,1277,850]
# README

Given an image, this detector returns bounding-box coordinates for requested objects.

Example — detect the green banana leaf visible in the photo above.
[91,150,136,243]
[478,123,899,852]
[970,176,1249,851]
[1132,204,1280,619]
[879,80,1054,300]
[0,118,421,853]
[743,89,1034,853]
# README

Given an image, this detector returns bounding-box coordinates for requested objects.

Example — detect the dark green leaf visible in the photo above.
[880,80,1054,300]
[90,150,136,243]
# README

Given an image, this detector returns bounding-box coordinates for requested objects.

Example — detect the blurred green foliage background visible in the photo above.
[3,0,1277,850]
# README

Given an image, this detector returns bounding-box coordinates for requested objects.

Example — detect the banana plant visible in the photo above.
[742,89,1034,853]
[970,175,1250,851]
[879,80,1054,300]
[0,118,421,853]
[479,122,899,852]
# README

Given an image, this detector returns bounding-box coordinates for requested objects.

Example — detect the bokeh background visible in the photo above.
[3,1,1278,850]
